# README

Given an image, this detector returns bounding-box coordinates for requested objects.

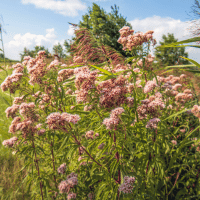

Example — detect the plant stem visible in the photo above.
[31,133,43,200]
[67,123,119,184]
[51,140,57,189]
[113,132,121,199]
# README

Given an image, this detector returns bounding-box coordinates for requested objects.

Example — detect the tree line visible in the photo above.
[19,2,200,66]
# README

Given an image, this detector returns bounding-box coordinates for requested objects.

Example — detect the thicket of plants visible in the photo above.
[1,25,200,200]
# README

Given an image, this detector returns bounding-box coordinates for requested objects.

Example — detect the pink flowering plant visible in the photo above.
[2,26,200,199]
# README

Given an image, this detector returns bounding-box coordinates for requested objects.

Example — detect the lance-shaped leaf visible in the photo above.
[89,64,114,76]
[165,64,196,70]
[155,36,200,49]
[178,56,200,69]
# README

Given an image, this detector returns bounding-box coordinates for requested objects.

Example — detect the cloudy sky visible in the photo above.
[1,0,200,62]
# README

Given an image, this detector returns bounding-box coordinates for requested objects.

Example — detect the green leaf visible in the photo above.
[0,95,11,106]
[156,36,200,49]
[95,182,108,199]
[184,69,200,73]
[179,56,200,69]
[163,108,190,121]
[97,74,115,81]
[165,64,196,69]
[125,56,138,64]
[89,64,114,76]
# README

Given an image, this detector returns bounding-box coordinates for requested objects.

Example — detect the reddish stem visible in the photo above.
[31,133,43,200]
[67,124,119,184]
[51,141,57,189]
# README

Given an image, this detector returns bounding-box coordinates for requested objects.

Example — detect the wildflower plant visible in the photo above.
[1,26,200,200]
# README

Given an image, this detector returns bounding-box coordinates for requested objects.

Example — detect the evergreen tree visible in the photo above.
[52,43,65,58]
[154,33,190,67]
[74,3,133,57]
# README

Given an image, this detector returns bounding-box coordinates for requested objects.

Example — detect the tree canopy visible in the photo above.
[52,43,65,58]
[19,46,50,61]
[154,33,190,67]
[65,3,133,58]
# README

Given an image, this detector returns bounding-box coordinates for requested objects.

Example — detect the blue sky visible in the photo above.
[1,0,200,63]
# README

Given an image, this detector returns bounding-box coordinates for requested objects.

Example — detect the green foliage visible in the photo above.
[77,3,132,58]
[19,46,50,61]
[154,33,190,67]
[2,19,200,199]
[156,36,200,75]
[52,43,66,59]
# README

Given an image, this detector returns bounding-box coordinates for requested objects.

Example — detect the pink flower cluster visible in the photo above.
[5,104,20,119]
[79,146,86,155]
[22,56,31,66]
[103,107,125,130]
[74,66,98,103]
[35,123,46,136]
[126,79,142,93]
[78,156,87,166]
[57,69,74,82]
[88,192,95,200]
[47,59,62,71]
[118,176,135,194]
[146,118,160,129]
[137,94,165,119]
[126,97,135,107]
[144,80,157,93]
[84,104,93,111]
[111,63,130,74]
[135,54,155,70]
[57,163,67,174]
[19,102,37,119]
[175,89,193,104]
[65,88,73,95]
[171,140,177,145]
[191,105,200,118]
[85,130,99,140]
[46,112,81,130]
[12,63,24,73]
[58,172,78,194]
[5,100,40,139]
[1,70,23,93]
[2,136,18,148]
[67,192,76,199]
[172,83,182,91]
[85,130,94,139]
[15,119,38,139]
[73,56,84,63]
[25,51,47,86]
[97,75,128,108]
[98,143,105,149]
[13,95,28,104]
[118,26,156,51]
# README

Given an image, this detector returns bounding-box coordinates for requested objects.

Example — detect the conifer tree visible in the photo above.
[65,3,133,58]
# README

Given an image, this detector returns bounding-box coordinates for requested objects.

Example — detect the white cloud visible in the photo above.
[4,28,65,60]
[21,0,87,17]
[129,15,200,63]
[67,25,78,36]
